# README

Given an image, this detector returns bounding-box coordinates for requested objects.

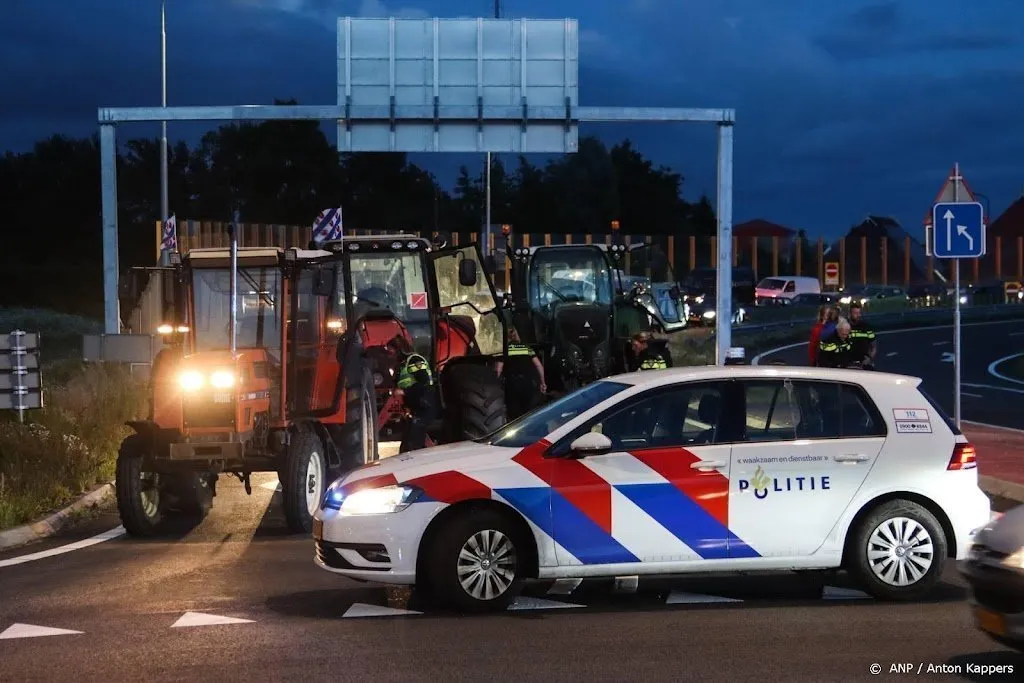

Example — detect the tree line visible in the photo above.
[0,100,717,318]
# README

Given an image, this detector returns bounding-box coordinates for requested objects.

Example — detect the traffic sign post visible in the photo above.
[0,330,43,423]
[931,200,986,429]
[824,261,839,288]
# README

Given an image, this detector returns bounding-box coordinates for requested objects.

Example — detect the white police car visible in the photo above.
[312,366,991,612]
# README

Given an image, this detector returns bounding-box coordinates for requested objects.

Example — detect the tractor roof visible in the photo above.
[513,242,648,255]
[319,234,433,253]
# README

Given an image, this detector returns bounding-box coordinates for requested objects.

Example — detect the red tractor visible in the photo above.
[116,234,507,536]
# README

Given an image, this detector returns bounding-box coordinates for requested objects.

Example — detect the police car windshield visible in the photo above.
[482,380,631,447]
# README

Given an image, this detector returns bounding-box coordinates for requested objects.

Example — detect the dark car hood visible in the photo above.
[977,504,1024,554]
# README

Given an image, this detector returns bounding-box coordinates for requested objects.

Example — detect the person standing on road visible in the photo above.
[809,305,830,366]
[818,318,855,368]
[629,331,669,371]
[494,328,547,420]
[388,335,440,452]
[848,302,877,369]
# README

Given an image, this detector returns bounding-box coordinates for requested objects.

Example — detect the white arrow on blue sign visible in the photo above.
[932,202,985,259]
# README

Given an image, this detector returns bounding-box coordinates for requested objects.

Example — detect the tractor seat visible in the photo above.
[446,314,476,338]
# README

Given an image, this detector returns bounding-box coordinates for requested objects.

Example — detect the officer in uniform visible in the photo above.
[629,332,669,371]
[817,319,855,368]
[848,302,877,369]
[388,336,440,452]
[494,328,547,420]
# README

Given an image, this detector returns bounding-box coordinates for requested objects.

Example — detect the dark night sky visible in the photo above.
[2,0,1023,237]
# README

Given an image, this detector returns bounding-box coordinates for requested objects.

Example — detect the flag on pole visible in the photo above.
[161,214,177,251]
[312,207,343,244]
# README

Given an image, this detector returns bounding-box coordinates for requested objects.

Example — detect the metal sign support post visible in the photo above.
[1,330,43,422]
[932,171,985,428]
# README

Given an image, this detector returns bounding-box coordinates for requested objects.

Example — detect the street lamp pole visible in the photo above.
[483,0,501,257]
[160,1,169,232]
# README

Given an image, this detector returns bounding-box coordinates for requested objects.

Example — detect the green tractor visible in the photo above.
[503,230,689,393]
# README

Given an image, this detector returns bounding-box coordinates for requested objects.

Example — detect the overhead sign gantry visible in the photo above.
[98,17,737,364]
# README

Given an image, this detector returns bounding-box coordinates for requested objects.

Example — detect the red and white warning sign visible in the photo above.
[409,292,428,309]
[824,261,839,287]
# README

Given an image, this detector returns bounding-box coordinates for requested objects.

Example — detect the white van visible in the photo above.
[755,275,821,304]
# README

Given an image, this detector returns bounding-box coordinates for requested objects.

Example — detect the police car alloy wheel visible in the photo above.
[426,509,525,612]
[847,500,947,600]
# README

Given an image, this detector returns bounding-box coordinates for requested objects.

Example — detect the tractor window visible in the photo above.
[432,246,504,356]
[191,267,282,358]
[625,244,684,324]
[349,252,432,352]
[528,246,614,311]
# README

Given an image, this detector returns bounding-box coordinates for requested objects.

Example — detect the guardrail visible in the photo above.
[728,302,1024,339]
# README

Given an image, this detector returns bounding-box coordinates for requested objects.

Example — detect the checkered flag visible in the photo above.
[312,207,343,244]
[161,214,177,251]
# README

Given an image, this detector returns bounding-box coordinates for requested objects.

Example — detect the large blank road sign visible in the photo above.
[337,18,578,153]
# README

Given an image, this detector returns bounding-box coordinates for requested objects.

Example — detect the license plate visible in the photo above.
[975,607,1006,637]
[312,518,323,540]
[212,393,231,403]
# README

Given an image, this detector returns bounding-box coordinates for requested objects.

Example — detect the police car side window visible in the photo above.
[741,380,798,442]
[838,384,886,437]
[789,381,885,439]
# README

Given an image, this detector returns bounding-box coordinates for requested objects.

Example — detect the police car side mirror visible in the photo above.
[569,432,612,458]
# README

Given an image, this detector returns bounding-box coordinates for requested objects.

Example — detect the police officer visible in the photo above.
[630,332,669,371]
[848,302,877,369]
[388,336,440,452]
[494,329,546,420]
[817,318,855,368]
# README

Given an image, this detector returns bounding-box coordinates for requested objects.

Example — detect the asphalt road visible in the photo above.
[754,318,1024,429]
[1,470,1020,682]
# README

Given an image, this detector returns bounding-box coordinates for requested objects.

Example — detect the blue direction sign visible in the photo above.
[932,202,985,259]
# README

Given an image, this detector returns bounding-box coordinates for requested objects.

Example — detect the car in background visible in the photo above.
[838,285,908,307]
[907,283,949,308]
[959,504,1024,653]
[313,366,991,613]
[754,276,821,305]
[680,266,758,306]
[776,292,841,308]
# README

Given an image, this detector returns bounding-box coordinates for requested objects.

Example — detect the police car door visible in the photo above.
[728,378,884,558]
[545,381,736,568]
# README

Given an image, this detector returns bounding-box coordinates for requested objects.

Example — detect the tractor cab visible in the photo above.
[506,237,687,391]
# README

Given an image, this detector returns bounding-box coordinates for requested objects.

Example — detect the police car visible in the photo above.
[312,366,991,613]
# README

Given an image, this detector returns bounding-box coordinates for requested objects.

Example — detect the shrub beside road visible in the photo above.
[0,309,147,531]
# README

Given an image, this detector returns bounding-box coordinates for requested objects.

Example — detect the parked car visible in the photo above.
[313,366,991,613]
[779,292,842,307]
[679,266,758,306]
[959,504,1024,653]
[907,283,948,308]
[838,285,907,306]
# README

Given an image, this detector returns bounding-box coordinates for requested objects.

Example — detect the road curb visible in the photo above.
[0,481,114,551]
[979,475,1024,506]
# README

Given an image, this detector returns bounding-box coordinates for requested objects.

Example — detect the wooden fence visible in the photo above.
[158,220,1024,290]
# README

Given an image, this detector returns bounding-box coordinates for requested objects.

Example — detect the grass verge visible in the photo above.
[0,308,146,531]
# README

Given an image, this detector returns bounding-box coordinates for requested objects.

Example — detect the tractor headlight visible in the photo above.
[703,310,716,319]
[324,484,422,515]
[179,370,204,391]
[209,369,236,389]
[157,324,174,335]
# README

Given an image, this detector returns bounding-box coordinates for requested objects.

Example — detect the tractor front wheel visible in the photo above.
[442,363,506,442]
[282,429,328,534]
[115,434,163,537]
[336,367,379,473]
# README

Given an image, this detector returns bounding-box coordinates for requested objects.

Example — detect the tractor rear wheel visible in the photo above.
[442,363,506,441]
[336,367,379,472]
[115,434,163,537]
[282,428,327,534]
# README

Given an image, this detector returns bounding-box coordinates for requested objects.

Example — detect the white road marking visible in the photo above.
[986,352,1024,387]
[962,382,1024,395]
[0,623,83,639]
[885,351,899,357]
[342,603,422,618]
[1009,332,1024,337]
[822,586,872,600]
[665,591,741,604]
[259,480,281,491]
[171,612,254,627]
[941,352,954,363]
[751,318,1024,365]
[932,341,950,346]
[0,526,125,569]
[546,578,583,595]
[962,392,983,398]
[507,596,583,610]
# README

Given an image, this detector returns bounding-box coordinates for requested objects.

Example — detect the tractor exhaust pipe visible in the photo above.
[229,209,238,355]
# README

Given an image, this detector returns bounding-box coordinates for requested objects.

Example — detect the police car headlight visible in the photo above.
[333,485,423,515]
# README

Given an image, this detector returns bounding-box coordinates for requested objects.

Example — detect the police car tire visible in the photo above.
[847,499,947,601]
[282,429,327,534]
[426,509,525,613]
[115,434,163,537]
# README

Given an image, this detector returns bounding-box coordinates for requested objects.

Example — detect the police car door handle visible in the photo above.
[834,454,869,463]
[690,460,726,470]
